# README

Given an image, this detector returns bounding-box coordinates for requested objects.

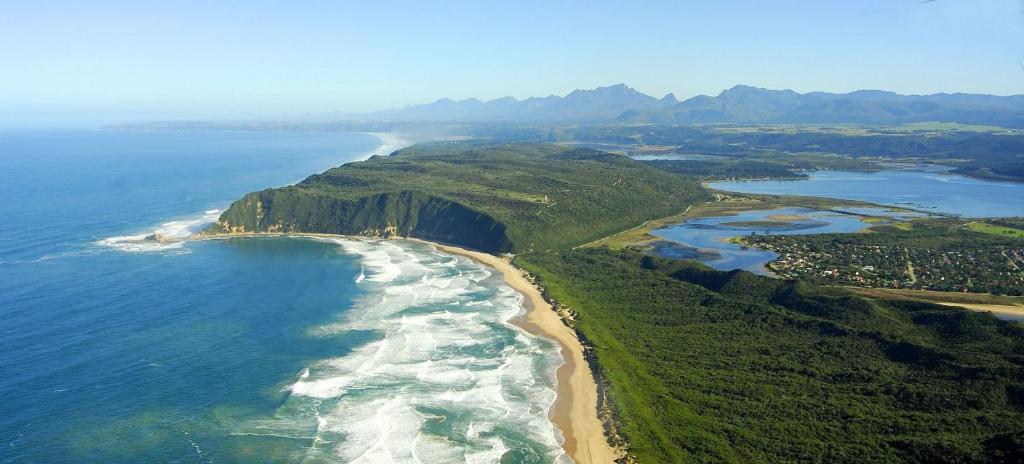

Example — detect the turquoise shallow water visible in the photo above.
[660,167,1024,274]
[0,131,565,463]
[651,207,894,275]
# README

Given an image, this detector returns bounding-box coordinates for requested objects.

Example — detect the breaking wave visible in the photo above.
[96,209,221,253]
[234,238,568,463]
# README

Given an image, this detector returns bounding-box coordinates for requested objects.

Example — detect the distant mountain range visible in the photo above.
[319,84,1024,128]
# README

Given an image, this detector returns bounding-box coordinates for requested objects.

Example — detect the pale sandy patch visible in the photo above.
[428,242,621,464]
[937,302,1024,319]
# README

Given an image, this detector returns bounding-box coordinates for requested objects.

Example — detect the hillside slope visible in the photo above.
[211,142,708,252]
[520,248,1024,463]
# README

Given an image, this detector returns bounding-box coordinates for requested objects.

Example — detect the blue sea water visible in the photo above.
[0,131,565,463]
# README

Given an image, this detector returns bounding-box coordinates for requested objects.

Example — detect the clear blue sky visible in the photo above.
[2,0,1023,125]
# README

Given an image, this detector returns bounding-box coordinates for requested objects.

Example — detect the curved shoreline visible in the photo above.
[107,132,617,460]
[191,132,617,461]
[428,242,619,464]
[199,232,618,463]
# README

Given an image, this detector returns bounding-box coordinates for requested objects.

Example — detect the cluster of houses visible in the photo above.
[746,238,1024,295]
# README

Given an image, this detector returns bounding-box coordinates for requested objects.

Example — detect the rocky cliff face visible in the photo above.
[210,188,514,253]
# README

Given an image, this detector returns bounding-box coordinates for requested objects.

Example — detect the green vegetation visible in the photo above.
[741,220,1024,295]
[991,218,1024,229]
[580,195,894,253]
[883,122,1023,133]
[968,222,1024,239]
[718,220,795,228]
[213,142,708,252]
[519,248,1024,463]
[644,158,806,180]
[846,287,1024,308]
[212,139,1024,462]
[473,123,1024,183]
[640,150,883,182]
[128,118,1024,183]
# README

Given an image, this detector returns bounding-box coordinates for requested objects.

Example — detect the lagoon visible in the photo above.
[709,169,1024,218]
[651,207,910,275]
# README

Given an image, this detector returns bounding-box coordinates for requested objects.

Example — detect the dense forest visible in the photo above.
[519,248,1024,463]
[209,140,1024,462]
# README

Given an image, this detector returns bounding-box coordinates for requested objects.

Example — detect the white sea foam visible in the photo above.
[90,132,565,459]
[96,132,410,255]
[242,238,568,463]
[366,132,412,159]
[96,209,221,252]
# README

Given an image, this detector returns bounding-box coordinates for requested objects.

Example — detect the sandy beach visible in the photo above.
[844,287,1024,321]
[937,302,1024,319]
[365,132,412,157]
[430,243,619,464]
[194,126,613,461]
[200,233,619,462]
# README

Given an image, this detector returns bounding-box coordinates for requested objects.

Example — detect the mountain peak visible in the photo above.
[327,84,1024,127]
[720,85,801,97]
[720,84,763,95]
[566,83,637,97]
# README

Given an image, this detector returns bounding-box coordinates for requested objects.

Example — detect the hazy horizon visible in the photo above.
[3,0,1024,127]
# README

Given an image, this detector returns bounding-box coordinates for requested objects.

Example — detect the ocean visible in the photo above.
[0,130,566,463]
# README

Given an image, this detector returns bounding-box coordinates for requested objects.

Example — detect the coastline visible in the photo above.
[187,133,619,460]
[365,131,412,158]
[428,242,620,464]
[199,232,619,463]
[98,132,413,253]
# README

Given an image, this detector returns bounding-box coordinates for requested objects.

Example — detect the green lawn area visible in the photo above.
[967,221,1024,239]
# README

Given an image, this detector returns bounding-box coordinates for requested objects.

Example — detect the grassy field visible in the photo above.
[846,287,1024,307]
[883,122,1022,133]
[966,221,1024,239]
[578,200,762,249]
[583,191,912,251]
